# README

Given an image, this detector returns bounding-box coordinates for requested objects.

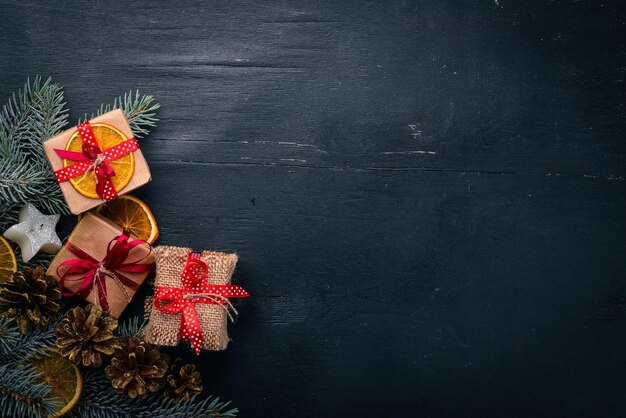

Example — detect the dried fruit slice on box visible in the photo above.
[63,124,135,199]
[96,195,159,244]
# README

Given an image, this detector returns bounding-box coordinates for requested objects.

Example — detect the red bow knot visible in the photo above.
[153,253,249,354]
[57,233,154,312]
[53,121,139,201]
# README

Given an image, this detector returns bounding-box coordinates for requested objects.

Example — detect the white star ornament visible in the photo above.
[3,204,62,263]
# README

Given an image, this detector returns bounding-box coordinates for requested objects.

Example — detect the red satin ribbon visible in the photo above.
[53,121,139,201]
[153,253,249,354]
[57,233,153,312]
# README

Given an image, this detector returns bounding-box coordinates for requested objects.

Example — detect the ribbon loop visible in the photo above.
[53,121,139,201]
[57,233,153,312]
[153,253,249,354]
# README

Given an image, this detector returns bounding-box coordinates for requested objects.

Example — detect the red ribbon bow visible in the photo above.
[153,253,249,354]
[57,233,154,312]
[54,121,139,201]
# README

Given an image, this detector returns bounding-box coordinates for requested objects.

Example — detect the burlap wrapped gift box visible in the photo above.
[144,246,238,351]
[47,212,154,318]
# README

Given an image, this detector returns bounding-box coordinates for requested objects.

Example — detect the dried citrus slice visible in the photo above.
[63,123,135,199]
[0,236,17,283]
[31,350,83,417]
[95,195,159,244]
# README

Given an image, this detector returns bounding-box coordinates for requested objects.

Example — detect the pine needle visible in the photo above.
[82,90,160,139]
[0,76,68,215]
[72,368,238,418]
[0,317,56,361]
[117,316,147,339]
[0,362,59,418]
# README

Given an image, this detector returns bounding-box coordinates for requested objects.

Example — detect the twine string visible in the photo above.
[183,292,238,322]
[81,153,105,184]
[94,262,132,303]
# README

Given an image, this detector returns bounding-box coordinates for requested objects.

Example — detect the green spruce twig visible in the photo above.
[0,317,56,361]
[0,76,68,215]
[0,318,20,354]
[117,316,147,339]
[71,368,238,418]
[83,90,160,139]
[0,362,59,418]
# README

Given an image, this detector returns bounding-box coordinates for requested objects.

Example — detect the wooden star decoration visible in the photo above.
[3,203,62,262]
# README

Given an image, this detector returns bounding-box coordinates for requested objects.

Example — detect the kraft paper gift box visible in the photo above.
[43,109,151,214]
[47,212,154,318]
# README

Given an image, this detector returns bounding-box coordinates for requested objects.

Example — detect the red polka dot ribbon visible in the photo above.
[153,253,249,354]
[53,121,139,201]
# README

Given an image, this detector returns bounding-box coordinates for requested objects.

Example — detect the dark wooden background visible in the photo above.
[2,1,626,416]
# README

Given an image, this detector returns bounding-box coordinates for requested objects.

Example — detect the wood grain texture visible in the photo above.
[2,0,626,416]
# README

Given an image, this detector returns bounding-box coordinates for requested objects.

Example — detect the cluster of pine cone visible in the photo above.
[56,304,202,401]
[0,267,203,401]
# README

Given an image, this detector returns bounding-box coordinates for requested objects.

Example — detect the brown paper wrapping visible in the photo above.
[144,246,238,351]
[47,212,154,318]
[43,109,151,214]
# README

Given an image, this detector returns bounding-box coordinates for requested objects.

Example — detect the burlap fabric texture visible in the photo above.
[144,245,238,351]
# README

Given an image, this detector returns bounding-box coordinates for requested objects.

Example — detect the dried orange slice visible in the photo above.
[31,350,83,417]
[63,123,135,199]
[95,195,159,244]
[0,237,17,283]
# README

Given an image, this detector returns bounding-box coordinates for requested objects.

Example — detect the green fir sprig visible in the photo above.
[0,363,60,417]
[117,316,147,339]
[0,317,56,361]
[0,76,68,217]
[0,318,59,417]
[82,90,160,139]
[72,368,238,418]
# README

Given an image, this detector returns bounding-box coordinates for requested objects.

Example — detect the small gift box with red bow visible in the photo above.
[47,212,154,318]
[144,246,249,354]
[43,109,151,214]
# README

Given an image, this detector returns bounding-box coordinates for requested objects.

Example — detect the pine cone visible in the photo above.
[105,336,170,399]
[163,357,203,403]
[56,304,121,367]
[0,267,62,334]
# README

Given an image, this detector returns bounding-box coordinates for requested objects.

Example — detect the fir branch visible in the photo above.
[117,316,147,339]
[0,76,69,215]
[0,317,56,361]
[84,90,160,139]
[0,318,20,354]
[12,319,57,360]
[0,362,58,418]
[0,157,47,203]
[72,368,238,418]
[0,201,18,233]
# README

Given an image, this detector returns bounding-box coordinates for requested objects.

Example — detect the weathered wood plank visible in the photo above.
[1,0,626,416]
